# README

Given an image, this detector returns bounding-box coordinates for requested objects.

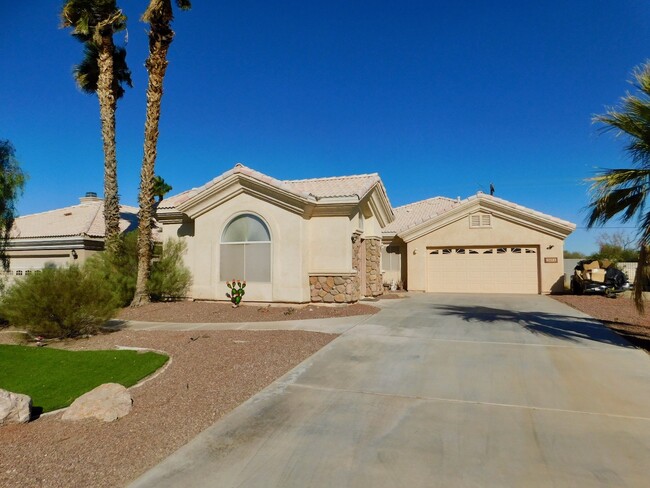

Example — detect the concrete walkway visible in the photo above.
[130,294,650,487]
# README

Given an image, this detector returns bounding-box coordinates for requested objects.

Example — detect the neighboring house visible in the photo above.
[157,164,575,302]
[6,192,141,283]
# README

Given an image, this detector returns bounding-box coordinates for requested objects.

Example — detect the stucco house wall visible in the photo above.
[172,192,308,302]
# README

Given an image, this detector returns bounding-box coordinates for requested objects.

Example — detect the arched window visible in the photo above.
[220,214,271,282]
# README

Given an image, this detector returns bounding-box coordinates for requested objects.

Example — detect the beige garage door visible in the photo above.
[426,246,539,294]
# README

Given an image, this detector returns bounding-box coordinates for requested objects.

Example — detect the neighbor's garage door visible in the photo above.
[426,246,539,294]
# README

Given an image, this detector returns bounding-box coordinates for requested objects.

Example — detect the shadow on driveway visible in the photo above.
[433,304,634,348]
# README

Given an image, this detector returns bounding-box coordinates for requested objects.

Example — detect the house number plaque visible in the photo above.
[544,257,558,263]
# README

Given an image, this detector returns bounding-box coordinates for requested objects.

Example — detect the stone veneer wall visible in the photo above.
[365,238,382,297]
[309,275,358,303]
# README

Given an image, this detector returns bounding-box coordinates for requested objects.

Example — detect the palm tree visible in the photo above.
[131,0,191,307]
[61,0,131,245]
[587,62,650,312]
[153,175,173,203]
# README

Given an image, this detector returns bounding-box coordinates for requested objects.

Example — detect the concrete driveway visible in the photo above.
[131,294,650,488]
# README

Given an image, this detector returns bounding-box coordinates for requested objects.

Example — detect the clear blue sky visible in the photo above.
[3,1,650,254]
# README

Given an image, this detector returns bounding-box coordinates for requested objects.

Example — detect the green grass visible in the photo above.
[0,345,168,413]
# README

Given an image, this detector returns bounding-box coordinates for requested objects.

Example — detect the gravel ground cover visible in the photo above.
[0,329,336,487]
[552,294,650,352]
[117,300,379,323]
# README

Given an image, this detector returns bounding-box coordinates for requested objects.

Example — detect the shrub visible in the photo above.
[1,266,118,338]
[84,232,191,306]
[84,233,138,307]
[149,239,192,301]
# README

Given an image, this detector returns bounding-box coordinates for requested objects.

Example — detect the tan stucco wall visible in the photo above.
[163,192,310,303]
[307,215,354,273]
[406,213,566,294]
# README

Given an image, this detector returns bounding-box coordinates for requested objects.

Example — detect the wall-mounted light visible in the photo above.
[71,250,78,259]
[413,248,418,255]
[546,245,554,250]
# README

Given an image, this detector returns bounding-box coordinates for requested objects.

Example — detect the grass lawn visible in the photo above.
[0,345,168,413]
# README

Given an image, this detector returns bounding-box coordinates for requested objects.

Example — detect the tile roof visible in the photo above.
[11,199,140,239]
[383,197,461,233]
[158,163,383,209]
[283,173,381,199]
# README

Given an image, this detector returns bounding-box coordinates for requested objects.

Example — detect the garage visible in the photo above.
[426,246,539,294]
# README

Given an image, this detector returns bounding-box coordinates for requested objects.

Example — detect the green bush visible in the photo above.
[84,233,138,307]
[84,232,191,306]
[1,266,118,338]
[149,238,192,301]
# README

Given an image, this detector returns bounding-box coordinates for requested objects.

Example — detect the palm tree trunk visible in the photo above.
[97,35,121,246]
[131,27,172,307]
[633,243,648,313]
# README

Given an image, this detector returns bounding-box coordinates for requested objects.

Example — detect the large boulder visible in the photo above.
[0,389,32,426]
[62,383,132,422]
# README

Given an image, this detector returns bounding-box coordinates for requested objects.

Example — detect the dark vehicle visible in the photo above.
[571,259,630,297]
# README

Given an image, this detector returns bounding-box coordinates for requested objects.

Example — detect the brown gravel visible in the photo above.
[552,294,650,352]
[0,329,337,487]
[117,300,379,323]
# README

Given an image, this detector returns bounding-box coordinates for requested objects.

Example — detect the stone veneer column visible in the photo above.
[365,238,383,297]
[352,233,362,300]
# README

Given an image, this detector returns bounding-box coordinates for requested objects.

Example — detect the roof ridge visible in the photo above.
[14,200,103,221]
[284,173,379,184]
[393,196,458,210]
[87,201,105,234]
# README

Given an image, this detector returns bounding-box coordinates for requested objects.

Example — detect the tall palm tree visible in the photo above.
[131,0,191,307]
[61,0,130,245]
[587,62,650,312]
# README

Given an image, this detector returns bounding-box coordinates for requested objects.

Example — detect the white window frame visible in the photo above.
[220,213,272,283]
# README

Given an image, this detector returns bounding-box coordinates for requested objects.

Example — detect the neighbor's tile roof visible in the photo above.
[11,199,140,239]
[383,197,461,233]
[158,163,382,210]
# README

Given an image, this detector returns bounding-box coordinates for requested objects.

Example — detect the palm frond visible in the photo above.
[73,42,132,100]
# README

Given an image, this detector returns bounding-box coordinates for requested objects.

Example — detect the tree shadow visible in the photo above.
[433,304,635,348]
[101,319,128,332]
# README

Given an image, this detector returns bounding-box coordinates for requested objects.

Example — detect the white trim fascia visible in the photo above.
[308,271,358,277]
[399,197,576,242]
[178,175,309,219]
[7,236,105,251]
[155,209,186,225]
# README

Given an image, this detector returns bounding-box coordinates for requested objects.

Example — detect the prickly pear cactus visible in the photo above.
[226,280,246,306]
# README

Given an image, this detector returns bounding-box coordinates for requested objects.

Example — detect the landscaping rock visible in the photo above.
[62,383,132,422]
[0,389,32,426]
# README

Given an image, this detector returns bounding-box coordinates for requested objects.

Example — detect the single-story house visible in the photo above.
[6,165,575,301]
[156,164,575,302]
[5,192,142,284]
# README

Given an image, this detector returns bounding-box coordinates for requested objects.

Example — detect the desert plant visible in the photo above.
[148,238,191,301]
[85,231,191,305]
[226,280,246,306]
[0,266,118,338]
[84,232,138,306]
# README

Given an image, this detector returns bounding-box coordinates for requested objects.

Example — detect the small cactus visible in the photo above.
[226,280,246,306]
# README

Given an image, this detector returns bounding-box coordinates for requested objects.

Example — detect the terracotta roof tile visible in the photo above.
[284,173,380,199]
[11,199,141,239]
[158,163,383,209]
[383,197,460,233]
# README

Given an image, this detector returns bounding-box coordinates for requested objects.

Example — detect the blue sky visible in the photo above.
[2,1,650,254]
